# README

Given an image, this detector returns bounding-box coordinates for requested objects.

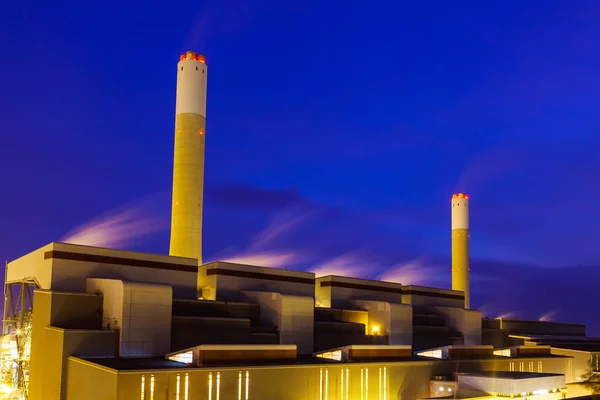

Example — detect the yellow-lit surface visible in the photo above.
[170,113,206,262]
[185,374,189,400]
[150,375,155,400]
[217,372,221,400]
[451,228,469,308]
[245,371,249,400]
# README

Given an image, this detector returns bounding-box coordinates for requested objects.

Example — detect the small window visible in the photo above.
[196,67,198,71]
[203,69,205,73]
[181,67,183,70]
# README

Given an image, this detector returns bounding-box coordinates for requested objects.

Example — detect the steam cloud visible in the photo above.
[61,195,168,250]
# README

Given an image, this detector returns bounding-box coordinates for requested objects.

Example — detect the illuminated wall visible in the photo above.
[64,356,572,400]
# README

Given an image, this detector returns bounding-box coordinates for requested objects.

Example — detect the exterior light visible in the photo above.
[372,325,380,334]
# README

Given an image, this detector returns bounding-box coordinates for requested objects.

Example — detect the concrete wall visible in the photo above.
[353,300,413,345]
[315,276,403,309]
[29,290,105,400]
[65,358,118,400]
[8,242,198,298]
[67,355,573,400]
[499,319,586,337]
[87,278,172,357]
[402,285,465,308]
[433,307,482,346]
[6,243,53,287]
[457,373,565,395]
[550,348,600,383]
[244,291,314,354]
[199,262,315,302]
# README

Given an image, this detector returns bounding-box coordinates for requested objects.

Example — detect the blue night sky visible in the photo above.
[2,1,600,333]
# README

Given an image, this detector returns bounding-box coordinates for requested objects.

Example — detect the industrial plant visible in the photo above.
[2,50,599,400]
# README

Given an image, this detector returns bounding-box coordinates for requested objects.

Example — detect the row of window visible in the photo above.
[318,367,388,400]
[508,361,543,372]
[140,371,249,400]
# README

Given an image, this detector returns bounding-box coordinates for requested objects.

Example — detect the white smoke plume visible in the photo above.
[61,195,168,250]
[497,312,518,319]
[539,310,560,322]
[218,205,313,268]
[309,251,368,278]
[377,257,444,286]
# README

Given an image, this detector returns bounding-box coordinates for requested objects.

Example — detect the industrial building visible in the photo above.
[1,51,598,400]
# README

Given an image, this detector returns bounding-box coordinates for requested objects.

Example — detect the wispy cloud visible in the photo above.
[539,310,560,322]
[378,257,446,286]
[215,203,313,268]
[61,194,168,250]
[309,251,369,278]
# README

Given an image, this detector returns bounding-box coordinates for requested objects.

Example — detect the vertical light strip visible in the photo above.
[383,367,387,400]
[245,371,249,400]
[184,374,189,400]
[176,375,181,400]
[141,375,145,400]
[379,368,382,400]
[366,368,369,400]
[216,372,221,400]
[209,373,213,400]
[325,369,329,400]
[346,368,349,400]
[150,375,155,400]
[361,369,364,400]
[320,368,323,400]
[341,369,344,400]
[238,371,242,400]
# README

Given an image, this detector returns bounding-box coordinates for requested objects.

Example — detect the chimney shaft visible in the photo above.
[451,193,470,309]
[169,51,207,263]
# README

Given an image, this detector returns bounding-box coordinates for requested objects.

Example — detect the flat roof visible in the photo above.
[81,357,190,371]
[510,334,600,342]
[462,371,564,380]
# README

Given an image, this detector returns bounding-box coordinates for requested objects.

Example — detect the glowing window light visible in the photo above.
[346,368,349,400]
[361,369,364,400]
[176,375,181,400]
[185,374,189,400]
[141,375,145,400]
[493,349,511,357]
[533,390,549,395]
[216,372,220,400]
[383,367,387,400]
[169,351,193,364]
[379,368,382,400]
[448,388,452,392]
[209,373,213,400]
[325,369,329,400]
[316,350,342,361]
[238,371,242,400]
[366,367,369,400]
[245,371,249,400]
[150,375,155,400]
[341,369,344,400]
[320,368,323,400]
